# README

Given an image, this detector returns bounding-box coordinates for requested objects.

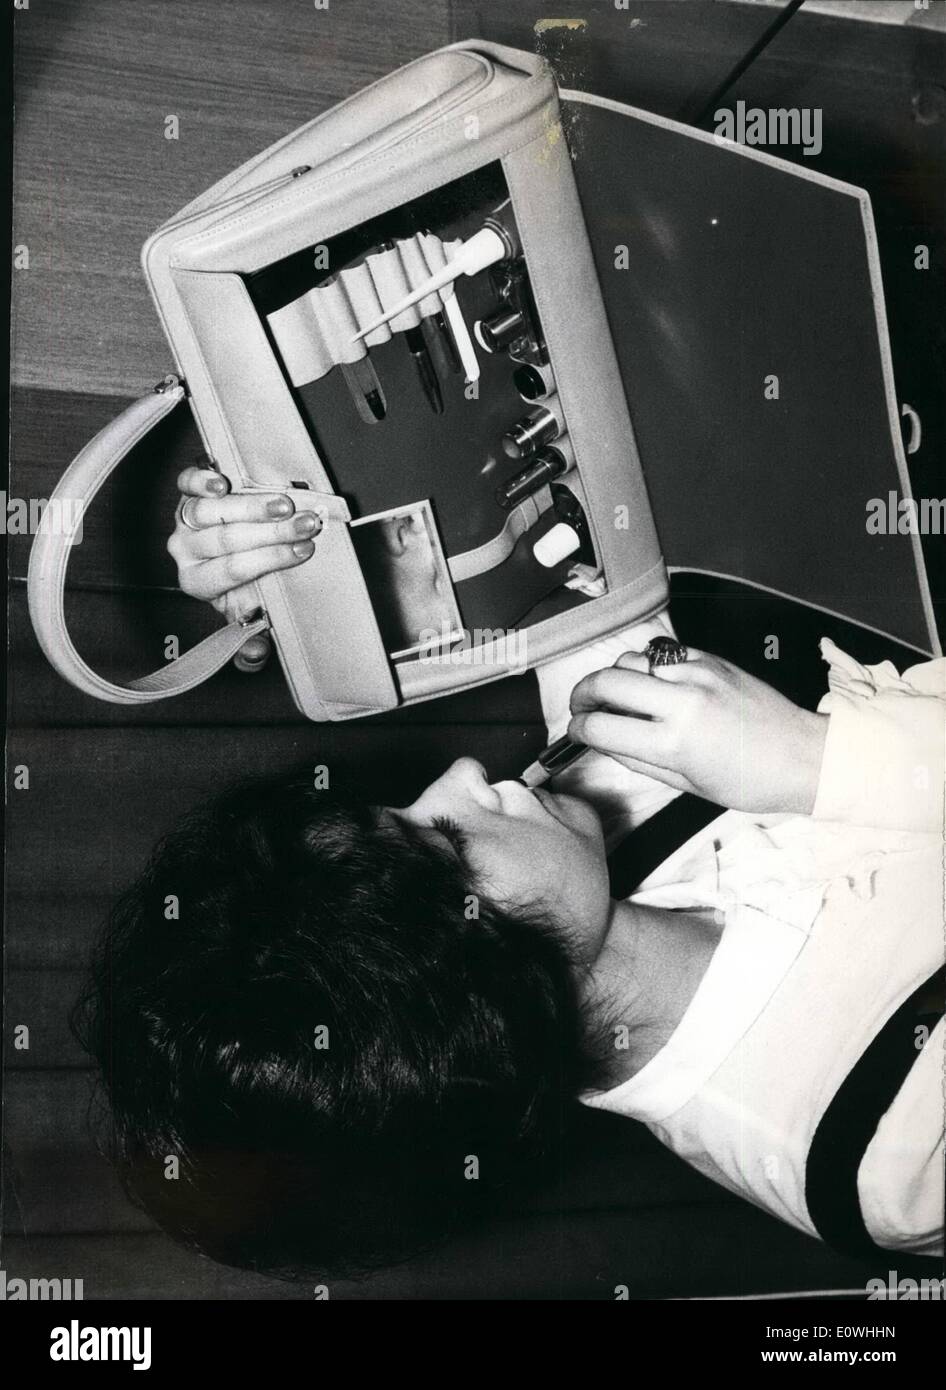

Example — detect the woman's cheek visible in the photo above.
[468,836,550,911]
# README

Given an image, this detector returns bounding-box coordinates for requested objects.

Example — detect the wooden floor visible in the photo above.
[12,0,455,398]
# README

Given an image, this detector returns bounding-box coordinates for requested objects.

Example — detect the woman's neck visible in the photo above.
[580,897,722,1087]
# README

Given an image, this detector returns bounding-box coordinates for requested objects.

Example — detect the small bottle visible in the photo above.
[532,484,596,569]
[512,362,555,402]
[475,309,526,353]
[502,404,560,461]
[495,447,568,510]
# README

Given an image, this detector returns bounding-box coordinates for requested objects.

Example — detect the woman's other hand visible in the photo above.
[168,467,322,670]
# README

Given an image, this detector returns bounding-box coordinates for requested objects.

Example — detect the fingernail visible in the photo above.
[268,497,293,518]
[208,476,228,496]
[292,540,315,559]
[294,512,318,536]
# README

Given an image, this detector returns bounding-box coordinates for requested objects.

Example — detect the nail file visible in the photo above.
[429,310,462,374]
[418,227,480,384]
[441,290,479,384]
[340,359,386,422]
[375,238,445,414]
[404,325,444,414]
[319,271,387,423]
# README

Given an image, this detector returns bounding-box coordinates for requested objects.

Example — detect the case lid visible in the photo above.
[565,90,938,655]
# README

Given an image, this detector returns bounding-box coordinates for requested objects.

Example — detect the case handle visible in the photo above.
[27,377,269,705]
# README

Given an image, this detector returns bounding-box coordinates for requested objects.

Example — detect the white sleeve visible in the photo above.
[812,637,946,834]
[534,610,682,838]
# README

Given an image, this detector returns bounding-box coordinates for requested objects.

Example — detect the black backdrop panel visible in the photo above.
[566,96,934,652]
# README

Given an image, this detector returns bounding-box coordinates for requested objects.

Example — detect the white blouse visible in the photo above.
[537,625,945,1256]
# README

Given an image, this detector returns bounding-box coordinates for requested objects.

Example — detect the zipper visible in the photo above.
[160,165,312,240]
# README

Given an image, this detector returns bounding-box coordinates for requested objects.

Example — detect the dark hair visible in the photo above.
[73,767,595,1281]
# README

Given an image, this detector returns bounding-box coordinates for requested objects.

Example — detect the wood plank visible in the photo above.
[4,1174,937,1299]
[13,0,453,396]
[0,1233,312,1299]
[3,1071,156,1235]
[9,584,547,730]
[5,969,90,1070]
[4,723,542,910]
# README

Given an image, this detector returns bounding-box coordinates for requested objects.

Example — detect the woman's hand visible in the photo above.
[168,467,322,669]
[567,648,828,815]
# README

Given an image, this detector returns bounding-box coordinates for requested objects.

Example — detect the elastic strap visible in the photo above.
[805,968,944,1259]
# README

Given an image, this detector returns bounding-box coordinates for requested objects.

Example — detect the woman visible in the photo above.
[74,468,944,1280]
